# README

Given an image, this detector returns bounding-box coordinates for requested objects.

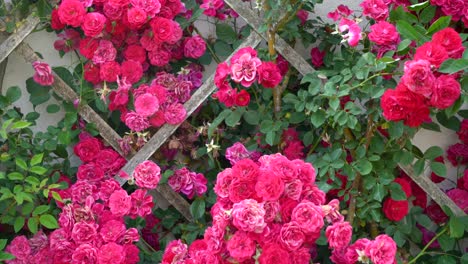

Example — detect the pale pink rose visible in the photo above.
[124,111,150,132]
[291,201,324,234]
[133,160,161,189]
[92,40,117,65]
[32,61,54,86]
[98,243,125,264]
[225,142,251,165]
[71,221,98,244]
[230,48,262,87]
[163,103,186,125]
[430,75,461,109]
[279,221,305,251]
[82,12,106,37]
[108,189,131,217]
[338,18,362,47]
[183,36,206,58]
[231,199,266,233]
[120,228,139,244]
[135,93,159,117]
[72,243,99,264]
[326,221,352,249]
[401,59,435,98]
[100,220,126,242]
[365,235,397,264]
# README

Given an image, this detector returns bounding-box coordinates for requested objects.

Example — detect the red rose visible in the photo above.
[127,7,147,29]
[58,0,86,27]
[71,221,98,244]
[73,137,103,162]
[121,60,143,84]
[100,61,121,82]
[97,243,125,264]
[77,163,104,182]
[83,62,101,84]
[430,75,461,109]
[414,42,448,68]
[258,243,291,264]
[257,61,282,88]
[235,89,250,107]
[82,12,107,37]
[95,149,126,175]
[103,2,124,20]
[150,17,175,43]
[79,37,99,60]
[183,36,206,59]
[148,49,171,66]
[123,45,147,63]
[51,9,65,30]
[432,28,465,59]
[368,21,400,46]
[279,222,305,251]
[457,120,468,144]
[226,231,256,262]
[425,202,448,224]
[457,170,468,191]
[441,0,465,20]
[401,59,435,98]
[310,47,325,68]
[255,170,284,201]
[447,143,468,166]
[109,88,129,111]
[383,198,409,221]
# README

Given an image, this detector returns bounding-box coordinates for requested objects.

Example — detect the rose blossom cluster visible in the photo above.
[5,135,158,264]
[109,66,203,133]
[213,47,283,107]
[168,167,208,199]
[327,5,362,47]
[380,28,464,127]
[430,0,468,27]
[52,0,206,86]
[161,153,397,264]
[281,128,305,160]
[199,0,239,20]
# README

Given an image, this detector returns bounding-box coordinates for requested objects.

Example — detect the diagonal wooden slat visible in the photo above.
[0,14,40,64]
[225,0,466,217]
[119,32,263,178]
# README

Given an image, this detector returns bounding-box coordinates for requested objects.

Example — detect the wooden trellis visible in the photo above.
[0,1,465,224]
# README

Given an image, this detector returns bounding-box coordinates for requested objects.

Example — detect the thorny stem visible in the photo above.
[408,226,448,264]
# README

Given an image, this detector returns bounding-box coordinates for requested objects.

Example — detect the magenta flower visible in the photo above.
[338,18,362,47]
[230,48,262,87]
[32,61,54,86]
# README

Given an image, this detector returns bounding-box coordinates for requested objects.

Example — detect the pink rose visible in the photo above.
[77,163,104,182]
[338,18,362,47]
[121,60,143,84]
[279,222,305,251]
[258,243,291,264]
[231,199,266,233]
[214,168,234,198]
[124,111,150,132]
[32,61,54,86]
[93,40,117,65]
[127,7,147,29]
[230,48,262,87]
[98,243,125,264]
[401,59,435,98]
[135,93,159,117]
[162,239,188,263]
[326,221,352,249]
[82,12,106,37]
[100,220,126,242]
[71,221,98,244]
[291,201,324,234]
[345,238,371,263]
[368,21,400,46]
[58,0,86,27]
[365,234,397,264]
[163,103,186,125]
[108,189,131,217]
[124,244,140,264]
[99,179,121,202]
[72,244,99,264]
[129,189,154,218]
[184,36,207,59]
[225,142,251,165]
[360,0,389,21]
[6,236,31,260]
[447,189,468,213]
[226,231,256,262]
[71,180,98,204]
[255,170,285,201]
[257,61,282,88]
[414,42,448,68]
[130,0,161,17]
[214,62,230,89]
[430,75,461,109]
[95,149,126,176]
[133,160,161,189]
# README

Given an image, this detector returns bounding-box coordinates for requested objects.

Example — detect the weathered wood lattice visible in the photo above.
[0,1,465,225]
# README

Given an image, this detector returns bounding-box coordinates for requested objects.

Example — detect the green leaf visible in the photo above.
[6,86,21,103]
[388,121,404,138]
[46,104,61,113]
[25,176,40,186]
[397,39,412,52]
[28,217,39,234]
[243,110,260,125]
[461,254,468,264]
[33,205,50,216]
[354,160,372,175]
[216,23,237,44]
[30,166,48,175]
[414,159,425,176]
[26,77,51,107]
[436,111,460,131]
[424,146,444,160]
[208,109,231,138]
[438,233,455,251]
[214,41,233,57]
[419,5,436,23]
[416,214,433,229]
[7,172,24,181]
[289,112,306,124]
[389,182,407,201]
[11,121,31,130]
[372,183,385,201]
[0,239,7,251]
[189,199,205,220]
[310,110,326,128]
[39,214,59,229]
[449,216,464,238]
[225,108,245,127]
[0,252,15,261]
[30,153,44,166]
[427,16,452,35]
[438,58,468,74]
[14,216,25,233]
[430,161,446,177]
[16,158,28,170]
[396,20,429,44]
[437,256,457,264]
